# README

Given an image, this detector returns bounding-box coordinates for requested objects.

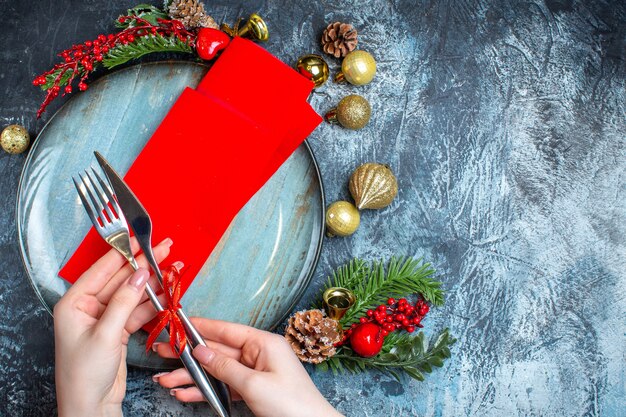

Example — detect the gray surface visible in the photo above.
[0,0,624,416]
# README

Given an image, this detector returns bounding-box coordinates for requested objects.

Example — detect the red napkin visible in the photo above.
[59,38,322,298]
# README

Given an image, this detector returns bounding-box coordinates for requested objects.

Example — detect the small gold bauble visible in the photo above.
[325,94,371,129]
[296,54,329,87]
[334,50,376,85]
[326,201,360,237]
[1,124,30,154]
[349,163,398,209]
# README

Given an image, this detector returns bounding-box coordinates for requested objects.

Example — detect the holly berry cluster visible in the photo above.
[32,15,195,117]
[337,297,430,350]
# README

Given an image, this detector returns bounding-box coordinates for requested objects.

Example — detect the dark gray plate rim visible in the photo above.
[16,61,325,333]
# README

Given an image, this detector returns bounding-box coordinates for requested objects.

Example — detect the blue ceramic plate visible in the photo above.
[17,62,324,368]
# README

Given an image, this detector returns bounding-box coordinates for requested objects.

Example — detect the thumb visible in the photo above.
[193,345,255,391]
[97,268,150,334]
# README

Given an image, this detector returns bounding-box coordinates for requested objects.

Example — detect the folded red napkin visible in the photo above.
[60,38,322,299]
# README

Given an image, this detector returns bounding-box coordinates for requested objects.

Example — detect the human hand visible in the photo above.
[152,318,343,417]
[54,238,173,417]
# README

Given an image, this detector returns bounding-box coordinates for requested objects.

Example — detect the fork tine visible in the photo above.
[86,168,117,222]
[80,171,106,221]
[73,176,101,228]
[91,167,125,220]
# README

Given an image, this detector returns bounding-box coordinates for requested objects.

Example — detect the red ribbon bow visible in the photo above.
[145,265,187,356]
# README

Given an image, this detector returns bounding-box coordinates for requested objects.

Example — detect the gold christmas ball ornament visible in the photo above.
[334,50,377,86]
[326,201,360,237]
[349,163,398,209]
[296,54,329,87]
[325,94,371,129]
[1,124,30,154]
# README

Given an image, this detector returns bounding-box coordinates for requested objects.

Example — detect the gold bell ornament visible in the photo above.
[295,54,329,87]
[334,50,376,85]
[323,287,356,321]
[349,163,398,209]
[1,124,30,154]
[221,13,269,42]
[325,94,371,129]
[326,201,360,237]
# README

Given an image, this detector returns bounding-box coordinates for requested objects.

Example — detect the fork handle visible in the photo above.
[128,260,230,417]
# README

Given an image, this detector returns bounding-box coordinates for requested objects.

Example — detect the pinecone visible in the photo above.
[168,0,218,29]
[285,309,341,364]
[321,22,358,58]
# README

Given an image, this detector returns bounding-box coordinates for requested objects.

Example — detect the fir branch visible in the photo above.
[338,257,443,327]
[318,329,456,382]
[116,4,170,28]
[102,34,194,69]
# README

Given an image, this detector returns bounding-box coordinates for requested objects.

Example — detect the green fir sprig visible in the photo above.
[312,257,453,381]
[319,257,444,327]
[103,34,194,69]
[319,328,455,382]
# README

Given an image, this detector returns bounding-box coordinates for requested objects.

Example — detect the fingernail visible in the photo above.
[160,237,173,247]
[193,345,215,364]
[172,261,184,270]
[170,388,181,396]
[129,268,149,289]
[151,342,162,352]
[152,372,169,382]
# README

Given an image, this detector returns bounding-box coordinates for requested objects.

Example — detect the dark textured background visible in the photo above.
[0,0,624,416]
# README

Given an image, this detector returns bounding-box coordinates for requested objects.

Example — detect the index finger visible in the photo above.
[189,317,269,349]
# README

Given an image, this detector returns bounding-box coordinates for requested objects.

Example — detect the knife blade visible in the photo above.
[94,151,232,416]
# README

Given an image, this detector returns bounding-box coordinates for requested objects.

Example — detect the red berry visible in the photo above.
[95,54,103,61]
[78,82,87,91]
[406,326,415,333]
[395,314,406,322]
[377,305,386,313]
[413,316,422,324]
[366,309,374,317]
[419,304,430,315]
[127,34,135,43]
[399,298,408,305]
[351,323,358,329]
[118,16,126,23]
[385,315,393,323]
[381,329,389,337]
[195,28,231,60]
[64,85,72,93]
[359,317,368,323]
[85,40,92,47]
[349,323,384,358]
[107,34,114,41]
[387,298,395,305]
[383,323,395,332]
[402,319,410,326]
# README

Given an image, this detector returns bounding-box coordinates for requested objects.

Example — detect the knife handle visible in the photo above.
[176,308,233,412]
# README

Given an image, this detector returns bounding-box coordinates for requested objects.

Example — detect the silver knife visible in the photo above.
[94,151,232,416]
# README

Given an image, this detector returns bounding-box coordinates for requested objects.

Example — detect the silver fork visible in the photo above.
[73,168,229,417]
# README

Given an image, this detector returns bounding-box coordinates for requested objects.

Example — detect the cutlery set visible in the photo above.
[72,151,231,417]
